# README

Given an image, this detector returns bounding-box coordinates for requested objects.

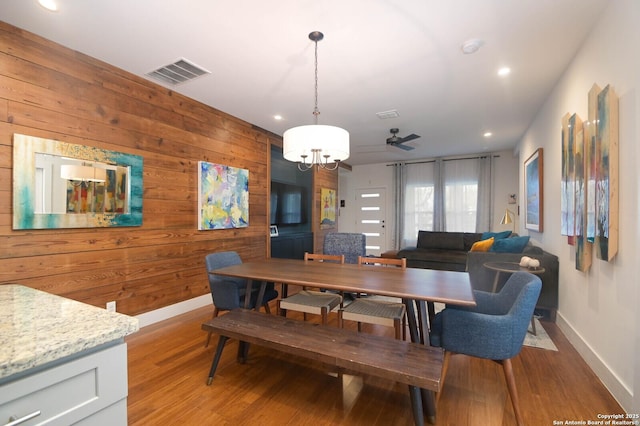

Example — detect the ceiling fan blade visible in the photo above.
[398,133,420,143]
[393,143,415,151]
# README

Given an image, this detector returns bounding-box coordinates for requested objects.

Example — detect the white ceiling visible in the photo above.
[0,0,608,166]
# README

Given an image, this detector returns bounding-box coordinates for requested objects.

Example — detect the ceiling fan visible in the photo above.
[386,128,420,151]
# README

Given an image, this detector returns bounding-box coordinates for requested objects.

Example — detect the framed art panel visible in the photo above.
[594,85,619,261]
[320,187,336,229]
[524,148,543,232]
[198,161,249,230]
[13,133,143,229]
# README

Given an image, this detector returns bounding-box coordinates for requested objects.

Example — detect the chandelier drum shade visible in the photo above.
[283,31,349,171]
[283,124,349,167]
[60,164,107,183]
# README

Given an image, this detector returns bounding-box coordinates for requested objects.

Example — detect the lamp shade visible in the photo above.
[500,208,513,225]
[60,164,107,182]
[283,124,350,164]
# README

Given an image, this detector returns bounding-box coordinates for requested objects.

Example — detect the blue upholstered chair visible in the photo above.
[204,251,278,346]
[323,232,366,264]
[429,271,542,426]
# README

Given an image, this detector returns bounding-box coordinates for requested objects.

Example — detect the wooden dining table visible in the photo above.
[209,257,476,423]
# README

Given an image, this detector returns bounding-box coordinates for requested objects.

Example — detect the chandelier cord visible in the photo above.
[313,38,320,124]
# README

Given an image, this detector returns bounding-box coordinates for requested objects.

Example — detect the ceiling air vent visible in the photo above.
[376,109,400,119]
[145,58,210,86]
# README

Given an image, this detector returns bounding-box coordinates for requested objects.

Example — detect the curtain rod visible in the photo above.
[386,154,500,167]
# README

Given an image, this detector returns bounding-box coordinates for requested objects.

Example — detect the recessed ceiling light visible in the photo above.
[274,115,283,121]
[461,39,484,55]
[498,67,511,77]
[38,0,58,11]
[483,132,492,138]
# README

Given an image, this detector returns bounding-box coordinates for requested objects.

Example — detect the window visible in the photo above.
[444,182,477,232]
[400,157,486,247]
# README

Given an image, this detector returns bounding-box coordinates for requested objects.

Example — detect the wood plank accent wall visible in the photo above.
[0,22,288,316]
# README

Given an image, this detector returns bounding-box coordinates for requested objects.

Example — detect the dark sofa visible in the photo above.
[466,246,559,320]
[397,230,559,320]
[397,231,482,272]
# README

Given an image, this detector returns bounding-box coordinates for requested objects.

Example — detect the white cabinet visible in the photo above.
[0,343,128,426]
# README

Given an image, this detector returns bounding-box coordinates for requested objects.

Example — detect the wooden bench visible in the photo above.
[202,309,443,426]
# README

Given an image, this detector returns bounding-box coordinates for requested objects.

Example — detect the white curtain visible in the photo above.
[394,155,495,247]
[393,163,406,250]
[443,158,480,232]
[401,161,435,247]
[476,155,494,232]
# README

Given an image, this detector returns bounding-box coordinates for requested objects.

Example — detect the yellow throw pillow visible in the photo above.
[470,237,494,252]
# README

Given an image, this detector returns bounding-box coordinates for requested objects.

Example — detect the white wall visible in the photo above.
[517,0,639,411]
[337,149,519,252]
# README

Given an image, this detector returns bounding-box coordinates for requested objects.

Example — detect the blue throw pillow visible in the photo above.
[481,230,512,240]
[490,236,530,253]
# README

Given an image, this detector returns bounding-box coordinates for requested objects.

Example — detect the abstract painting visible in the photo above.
[560,82,618,268]
[561,114,576,243]
[594,85,619,261]
[320,187,336,229]
[573,113,591,272]
[198,161,249,230]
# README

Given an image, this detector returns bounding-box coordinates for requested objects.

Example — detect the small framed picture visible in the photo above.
[270,225,279,237]
[524,148,543,232]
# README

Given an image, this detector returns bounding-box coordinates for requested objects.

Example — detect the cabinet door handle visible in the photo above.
[6,411,41,426]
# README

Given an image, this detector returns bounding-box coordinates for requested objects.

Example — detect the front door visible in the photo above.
[355,187,387,256]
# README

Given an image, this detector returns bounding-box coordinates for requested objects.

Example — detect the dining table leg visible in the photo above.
[403,298,421,344]
[404,299,438,424]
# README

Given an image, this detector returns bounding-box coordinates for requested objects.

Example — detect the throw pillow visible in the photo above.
[470,237,494,252]
[481,230,512,240]
[490,236,530,253]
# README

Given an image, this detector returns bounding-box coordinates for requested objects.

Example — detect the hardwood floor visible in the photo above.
[126,303,622,425]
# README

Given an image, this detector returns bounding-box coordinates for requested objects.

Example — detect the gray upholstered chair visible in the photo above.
[323,232,366,264]
[278,252,344,324]
[429,271,542,426]
[204,251,278,346]
[339,256,407,339]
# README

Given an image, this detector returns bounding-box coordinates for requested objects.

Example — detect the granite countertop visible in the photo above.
[0,284,139,381]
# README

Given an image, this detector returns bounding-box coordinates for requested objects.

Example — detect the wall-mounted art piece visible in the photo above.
[560,113,575,243]
[524,148,543,232]
[573,112,591,272]
[13,133,143,229]
[320,187,336,229]
[198,161,249,230]
[594,85,619,261]
[560,83,618,269]
[586,84,601,245]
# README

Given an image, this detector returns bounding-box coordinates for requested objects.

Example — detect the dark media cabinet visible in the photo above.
[271,232,313,260]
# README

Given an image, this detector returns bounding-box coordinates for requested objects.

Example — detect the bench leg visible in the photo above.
[421,389,437,424]
[207,335,229,385]
[237,340,250,363]
[408,385,425,426]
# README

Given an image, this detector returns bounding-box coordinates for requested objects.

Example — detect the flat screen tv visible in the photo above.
[270,181,307,226]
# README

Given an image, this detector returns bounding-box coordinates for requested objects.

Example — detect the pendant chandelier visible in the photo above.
[283,31,349,171]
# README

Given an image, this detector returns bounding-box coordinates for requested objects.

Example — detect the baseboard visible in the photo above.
[556,311,633,411]
[135,294,211,328]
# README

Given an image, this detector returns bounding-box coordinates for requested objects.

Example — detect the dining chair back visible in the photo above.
[339,256,407,339]
[204,251,278,346]
[323,233,366,264]
[278,252,344,324]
